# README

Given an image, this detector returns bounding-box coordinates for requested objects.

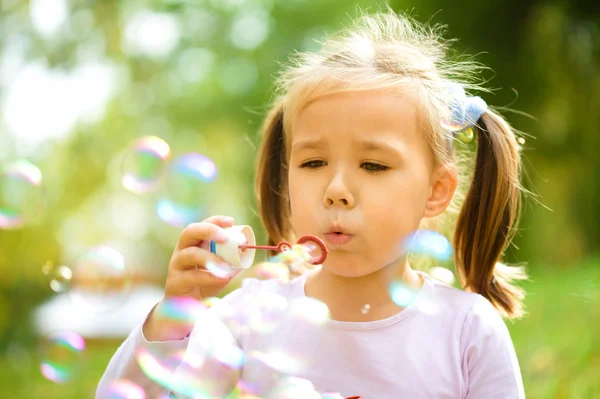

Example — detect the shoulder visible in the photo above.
[426,275,507,339]
[461,294,512,347]
[422,273,482,319]
[420,273,508,344]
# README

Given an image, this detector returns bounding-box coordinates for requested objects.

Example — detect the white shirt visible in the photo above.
[96,270,525,398]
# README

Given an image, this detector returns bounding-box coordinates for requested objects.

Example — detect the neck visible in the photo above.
[304,256,423,322]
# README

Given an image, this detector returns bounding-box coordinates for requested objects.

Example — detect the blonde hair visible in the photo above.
[255,8,528,319]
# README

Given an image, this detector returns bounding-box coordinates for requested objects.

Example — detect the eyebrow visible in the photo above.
[356,138,403,155]
[291,138,328,152]
[291,137,404,156]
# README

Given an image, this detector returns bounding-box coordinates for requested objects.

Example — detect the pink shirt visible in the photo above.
[97,270,525,398]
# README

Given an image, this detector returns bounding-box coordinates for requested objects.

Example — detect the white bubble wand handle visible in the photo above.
[209,225,256,269]
[209,225,329,269]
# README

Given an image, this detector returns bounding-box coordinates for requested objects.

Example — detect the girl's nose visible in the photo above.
[323,175,356,208]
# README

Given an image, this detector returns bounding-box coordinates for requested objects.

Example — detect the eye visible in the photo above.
[300,160,327,169]
[361,162,389,174]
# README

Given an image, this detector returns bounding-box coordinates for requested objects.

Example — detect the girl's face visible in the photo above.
[289,90,443,277]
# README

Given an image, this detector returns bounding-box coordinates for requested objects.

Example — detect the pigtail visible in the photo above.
[453,110,528,319]
[254,100,295,254]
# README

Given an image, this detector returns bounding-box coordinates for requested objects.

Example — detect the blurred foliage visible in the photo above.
[0,0,599,396]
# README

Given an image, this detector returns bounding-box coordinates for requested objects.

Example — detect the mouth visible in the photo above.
[324,224,354,246]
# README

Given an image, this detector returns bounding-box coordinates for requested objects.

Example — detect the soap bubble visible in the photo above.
[121,136,171,194]
[49,265,72,293]
[254,262,290,282]
[270,244,314,275]
[389,275,439,316]
[237,350,285,396]
[320,393,345,399]
[40,332,85,383]
[0,159,44,229]
[137,299,242,398]
[68,246,130,312]
[100,379,146,399]
[239,291,288,334]
[156,153,217,227]
[402,230,452,261]
[206,260,237,279]
[388,280,419,307]
[151,296,208,340]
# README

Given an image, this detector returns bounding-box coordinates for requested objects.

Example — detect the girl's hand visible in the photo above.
[143,215,238,341]
[164,215,238,300]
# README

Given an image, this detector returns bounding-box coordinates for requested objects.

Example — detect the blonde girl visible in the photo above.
[98,8,527,399]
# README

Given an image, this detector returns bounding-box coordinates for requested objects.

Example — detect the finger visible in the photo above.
[202,215,235,228]
[174,246,226,270]
[177,222,228,250]
[190,266,241,285]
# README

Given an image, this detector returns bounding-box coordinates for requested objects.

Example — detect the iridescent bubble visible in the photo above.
[136,346,186,390]
[403,230,452,261]
[213,343,245,370]
[388,280,418,307]
[159,296,207,323]
[271,244,314,275]
[206,260,237,279]
[320,393,345,399]
[240,291,288,334]
[454,127,474,144]
[121,136,171,194]
[429,266,455,285]
[156,153,217,227]
[100,379,146,399]
[254,262,290,282]
[68,246,130,313]
[49,265,72,293]
[361,304,371,315]
[138,303,241,398]
[40,332,85,383]
[0,159,44,229]
[441,83,486,133]
[152,296,208,340]
[238,350,285,396]
[288,297,329,326]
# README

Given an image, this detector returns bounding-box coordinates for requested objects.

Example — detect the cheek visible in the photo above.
[288,170,313,229]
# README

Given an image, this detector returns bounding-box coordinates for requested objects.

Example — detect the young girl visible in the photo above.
[97,9,527,399]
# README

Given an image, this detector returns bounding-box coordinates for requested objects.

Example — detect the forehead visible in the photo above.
[290,90,422,147]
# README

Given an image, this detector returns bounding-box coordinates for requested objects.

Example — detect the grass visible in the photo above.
[507,260,600,398]
[1,262,598,398]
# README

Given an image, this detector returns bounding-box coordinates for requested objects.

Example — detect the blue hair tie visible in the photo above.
[444,82,488,144]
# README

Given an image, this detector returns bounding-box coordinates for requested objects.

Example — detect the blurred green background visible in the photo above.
[0,0,599,397]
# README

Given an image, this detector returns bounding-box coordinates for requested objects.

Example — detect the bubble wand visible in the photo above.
[209,225,328,269]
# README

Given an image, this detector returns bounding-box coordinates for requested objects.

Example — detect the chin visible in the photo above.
[321,259,379,278]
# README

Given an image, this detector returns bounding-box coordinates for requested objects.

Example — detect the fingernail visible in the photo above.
[222,216,234,224]
[213,229,229,243]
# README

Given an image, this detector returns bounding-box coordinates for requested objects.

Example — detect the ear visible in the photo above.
[423,164,457,218]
